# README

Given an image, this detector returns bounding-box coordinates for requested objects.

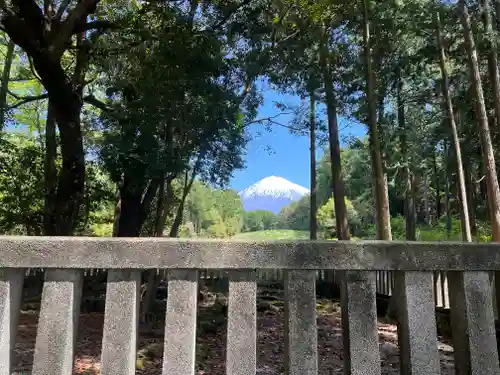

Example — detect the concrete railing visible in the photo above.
[1,237,500,375]
[19,267,453,309]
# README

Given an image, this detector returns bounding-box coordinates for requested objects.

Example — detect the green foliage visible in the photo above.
[277,196,310,231]
[182,181,244,238]
[0,132,44,234]
[0,132,115,236]
[363,216,492,242]
[316,197,360,238]
[97,4,247,185]
[275,192,358,239]
[243,210,279,232]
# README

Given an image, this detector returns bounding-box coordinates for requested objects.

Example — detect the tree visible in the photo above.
[362,0,392,241]
[267,0,351,240]
[0,1,117,234]
[243,210,278,232]
[0,132,44,235]
[459,0,500,241]
[317,197,359,239]
[97,3,247,236]
[0,38,15,128]
[435,8,471,241]
[319,28,350,240]
[309,91,318,239]
[481,0,500,130]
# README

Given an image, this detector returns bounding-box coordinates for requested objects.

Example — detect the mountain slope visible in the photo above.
[239,176,309,213]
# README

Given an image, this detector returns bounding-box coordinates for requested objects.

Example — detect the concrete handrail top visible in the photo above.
[0,236,498,270]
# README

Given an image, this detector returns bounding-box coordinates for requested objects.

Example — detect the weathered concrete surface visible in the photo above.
[32,269,83,375]
[340,271,380,375]
[101,270,140,375]
[0,237,500,270]
[449,271,500,375]
[0,268,23,375]
[284,270,318,375]
[395,271,440,375]
[226,271,257,375]
[163,270,198,375]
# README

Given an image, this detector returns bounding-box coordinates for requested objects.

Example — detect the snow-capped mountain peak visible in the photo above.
[239,176,309,213]
[240,176,309,199]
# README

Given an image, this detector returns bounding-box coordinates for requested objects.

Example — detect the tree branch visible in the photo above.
[72,20,115,34]
[236,30,301,103]
[244,112,294,127]
[245,112,310,132]
[12,0,44,31]
[7,92,48,109]
[55,0,72,21]
[28,56,43,83]
[83,94,113,112]
[44,0,52,16]
[52,0,101,56]
[210,0,252,33]
[2,7,43,55]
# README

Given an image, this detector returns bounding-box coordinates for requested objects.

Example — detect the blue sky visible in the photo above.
[230,88,367,192]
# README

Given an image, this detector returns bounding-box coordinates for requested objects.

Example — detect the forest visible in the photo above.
[0,0,498,247]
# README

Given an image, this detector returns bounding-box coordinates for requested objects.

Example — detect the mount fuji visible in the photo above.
[238,176,310,213]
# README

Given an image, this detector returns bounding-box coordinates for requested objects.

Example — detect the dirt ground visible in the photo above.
[11,292,456,375]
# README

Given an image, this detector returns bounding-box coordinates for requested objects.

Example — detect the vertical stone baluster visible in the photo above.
[162,269,198,375]
[449,271,500,375]
[0,268,24,375]
[226,270,257,375]
[284,270,318,375]
[101,270,141,375]
[396,271,440,374]
[32,269,83,375]
[340,271,380,375]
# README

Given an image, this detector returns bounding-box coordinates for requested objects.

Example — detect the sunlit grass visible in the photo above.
[232,229,309,240]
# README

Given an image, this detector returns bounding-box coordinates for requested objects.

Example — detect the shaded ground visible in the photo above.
[12,291,455,375]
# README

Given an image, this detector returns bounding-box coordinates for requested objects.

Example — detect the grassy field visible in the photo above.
[232,229,309,240]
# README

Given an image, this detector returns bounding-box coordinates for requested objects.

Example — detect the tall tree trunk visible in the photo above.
[460,0,500,241]
[376,93,392,228]
[52,105,85,235]
[112,184,121,237]
[363,0,391,241]
[433,149,441,220]
[118,176,159,237]
[444,142,452,237]
[0,39,15,129]
[140,177,175,323]
[50,34,88,235]
[397,72,416,240]
[477,147,488,213]
[411,172,418,228]
[496,0,500,31]
[154,178,166,236]
[3,4,95,236]
[319,33,350,240]
[309,90,317,240]
[43,102,58,235]
[423,171,430,226]
[482,0,500,129]
[404,170,417,240]
[170,170,197,238]
[436,10,472,242]
[189,0,199,25]
[161,180,175,232]
[464,160,477,236]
